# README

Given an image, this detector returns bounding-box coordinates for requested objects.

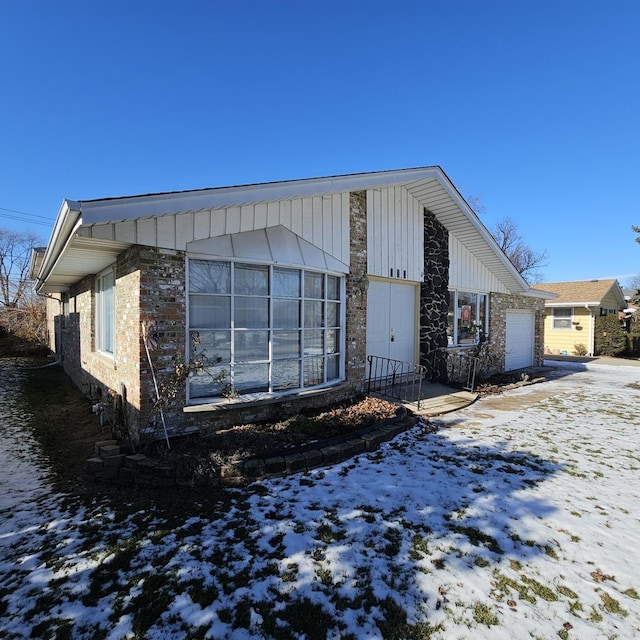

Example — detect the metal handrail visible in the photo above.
[366,355,427,410]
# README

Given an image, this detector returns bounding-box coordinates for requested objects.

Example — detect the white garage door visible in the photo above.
[366,281,417,363]
[505,310,534,371]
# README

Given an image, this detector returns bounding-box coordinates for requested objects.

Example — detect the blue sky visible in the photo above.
[1,1,638,285]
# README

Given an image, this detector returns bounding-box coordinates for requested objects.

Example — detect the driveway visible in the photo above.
[1,359,640,639]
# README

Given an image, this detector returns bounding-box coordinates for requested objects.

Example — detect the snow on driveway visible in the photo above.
[1,360,639,639]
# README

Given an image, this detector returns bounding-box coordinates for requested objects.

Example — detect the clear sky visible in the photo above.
[1,1,638,285]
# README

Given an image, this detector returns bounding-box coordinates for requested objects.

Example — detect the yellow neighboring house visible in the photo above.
[532,279,627,357]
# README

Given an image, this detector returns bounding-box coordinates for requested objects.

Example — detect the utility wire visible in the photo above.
[0,206,54,227]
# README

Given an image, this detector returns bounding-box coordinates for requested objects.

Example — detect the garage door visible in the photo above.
[366,281,417,363]
[505,311,534,371]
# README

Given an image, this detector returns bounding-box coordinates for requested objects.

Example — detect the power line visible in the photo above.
[0,206,54,228]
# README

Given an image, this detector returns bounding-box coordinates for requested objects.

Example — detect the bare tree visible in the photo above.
[468,198,548,283]
[490,217,548,283]
[0,228,41,308]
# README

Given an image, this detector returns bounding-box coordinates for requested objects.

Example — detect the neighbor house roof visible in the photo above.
[532,279,626,307]
[31,166,548,298]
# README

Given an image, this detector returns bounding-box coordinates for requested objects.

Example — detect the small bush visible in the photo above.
[573,343,588,356]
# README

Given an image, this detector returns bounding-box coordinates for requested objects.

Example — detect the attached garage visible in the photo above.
[505,310,535,371]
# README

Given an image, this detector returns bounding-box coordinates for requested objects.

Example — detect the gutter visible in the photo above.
[33,200,82,293]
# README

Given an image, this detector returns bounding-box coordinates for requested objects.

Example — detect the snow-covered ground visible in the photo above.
[1,360,639,639]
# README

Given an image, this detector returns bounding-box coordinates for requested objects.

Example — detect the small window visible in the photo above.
[96,267,115,355]
[552,307,572,330]
[447,290,489,346]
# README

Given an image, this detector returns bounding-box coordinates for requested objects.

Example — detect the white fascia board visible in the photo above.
[79,166,445,224]
[434,169,530,292]
[523,289,559,299]
[35,200,82,293]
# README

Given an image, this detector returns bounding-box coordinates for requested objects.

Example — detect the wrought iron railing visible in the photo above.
[366,355,428,410]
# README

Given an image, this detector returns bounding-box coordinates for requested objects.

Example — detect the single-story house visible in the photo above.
[532,279,627,356]
[30,166,550,442]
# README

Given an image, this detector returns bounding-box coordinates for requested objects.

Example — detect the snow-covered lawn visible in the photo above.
[1,360,639,639]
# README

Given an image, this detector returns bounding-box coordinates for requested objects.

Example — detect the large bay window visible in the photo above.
[447,290,488,346]
[96,267,115,356]
[188,260,344,401]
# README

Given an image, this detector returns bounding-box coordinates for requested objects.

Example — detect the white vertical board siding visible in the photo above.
[90,194,352,267]
[367,187,423,282]
[448,234,508,293]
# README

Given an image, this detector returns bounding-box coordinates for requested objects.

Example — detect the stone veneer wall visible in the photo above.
[419,208,450,382]
[345,190,368,392]
[487,292,546,372]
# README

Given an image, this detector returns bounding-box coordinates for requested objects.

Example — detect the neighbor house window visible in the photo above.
[552,307,572,329]
[96,267,115,355]
[188,260,344,401]
[600,307,617,316]
[447,290,489,346]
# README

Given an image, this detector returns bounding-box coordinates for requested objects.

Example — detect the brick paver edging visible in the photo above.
[85,412,421,488]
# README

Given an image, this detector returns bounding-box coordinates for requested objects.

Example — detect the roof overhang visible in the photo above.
[32,199,132,294]
[32,166,535,295]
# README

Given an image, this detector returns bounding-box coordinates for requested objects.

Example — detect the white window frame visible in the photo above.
[552,307,573,330]
[447,290,489,347]
[96,266,116,357]
[186,259,346,403]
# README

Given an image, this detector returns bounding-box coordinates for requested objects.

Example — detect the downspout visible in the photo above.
[586,305,594,356]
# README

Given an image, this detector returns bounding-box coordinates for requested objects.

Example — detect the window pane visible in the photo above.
[191,330,231,363]
[190,295,230,329]
[102,271,114,354]
[326,329,340,354]
[479,294,488,339]
[234,363,269,393]
[234,331,268,361]
[553,308,572,329]
[273,299,300,328]
[305,272,324,299]
[273,330,301,359]
[447,291,455,346]
[326,355,339,381]
[235,297,268,328]
[272,359,301,391]
[235,264,268,295]
[190,261,230,293]
[327,301,339,327]
[273,268,300,297]
[304,356,324,386]
[189,364,229,399]
[304,300,324,328]
[457,292,477,345]
[304,329,324,356]
[327,275,340,300]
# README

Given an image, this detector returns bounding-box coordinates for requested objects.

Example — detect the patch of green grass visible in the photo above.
[589,607,603,622]
[557,585,578,599]
[474,557,491,568]
[450,525,503,555]
[599,591,628,617]
[492,570,536,604]
[472,602,499,627]
[623,588,639,599]
[409,534,430,560]
[521,576,558,602]
[544,545,559,559]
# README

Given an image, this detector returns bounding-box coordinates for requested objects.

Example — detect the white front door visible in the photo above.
[367,280,417,363]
